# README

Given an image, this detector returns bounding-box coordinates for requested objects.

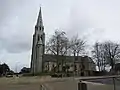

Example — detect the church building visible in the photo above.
[30,7,96,76]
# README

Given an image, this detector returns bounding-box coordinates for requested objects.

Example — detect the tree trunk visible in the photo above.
[111,58,114,69]
[73,52,76,73]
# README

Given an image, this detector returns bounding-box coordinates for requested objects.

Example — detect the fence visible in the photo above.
[78,75,120,90]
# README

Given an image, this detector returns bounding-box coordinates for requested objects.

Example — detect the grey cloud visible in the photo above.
[1,39,31,53]
[67,0,118,42]
[0,0,39,53]
[0,34,31,53]
[0,0,25,25]
[1,0,120,71]
[67,1,95,37]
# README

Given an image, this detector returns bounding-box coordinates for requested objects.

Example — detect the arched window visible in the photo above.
[41,35,43,41]
[35,26,38,30]
[38,35,40,41]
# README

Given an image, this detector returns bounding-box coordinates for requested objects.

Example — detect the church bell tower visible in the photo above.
[31,7,45,74]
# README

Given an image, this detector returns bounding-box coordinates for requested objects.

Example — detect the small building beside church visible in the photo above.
[30,7,96,76]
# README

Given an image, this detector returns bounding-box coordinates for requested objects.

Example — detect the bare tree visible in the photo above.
[92,41,120,71]
[70,35,86,57]
[46,30,70,72]
[92,42,101,71]
[69,35,86,74]
[102,41,120,69]
[92,42,106,71]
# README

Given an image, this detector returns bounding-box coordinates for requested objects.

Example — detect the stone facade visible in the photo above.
[43,54,96,76]
[31,7,96,75]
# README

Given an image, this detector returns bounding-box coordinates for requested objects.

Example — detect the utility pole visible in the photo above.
[15,64,17,73]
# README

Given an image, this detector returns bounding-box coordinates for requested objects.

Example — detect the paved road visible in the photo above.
[84,78,120,90]
[0,76,120,90]
[0,84,41,90]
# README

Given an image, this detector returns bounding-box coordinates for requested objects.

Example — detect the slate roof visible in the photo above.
[43,54,94,63]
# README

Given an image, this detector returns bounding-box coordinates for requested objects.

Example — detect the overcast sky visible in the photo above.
[0,0,120,72]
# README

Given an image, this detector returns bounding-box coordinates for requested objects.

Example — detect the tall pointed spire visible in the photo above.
[36,7,43,27]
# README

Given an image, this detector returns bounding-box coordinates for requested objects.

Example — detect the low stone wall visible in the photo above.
[80,81,113,90]
[42,79,114,90]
